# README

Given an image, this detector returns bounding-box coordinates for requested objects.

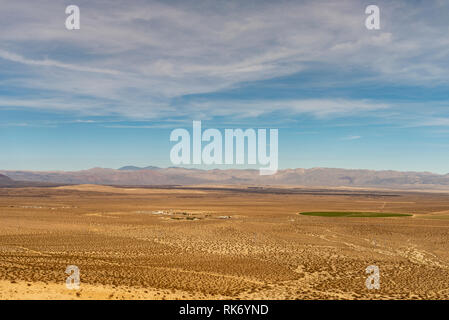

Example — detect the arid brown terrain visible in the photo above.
[1,184,449,299]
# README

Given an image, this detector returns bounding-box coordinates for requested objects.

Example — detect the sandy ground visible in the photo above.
[1,185,449,299]
[0,279,225,300]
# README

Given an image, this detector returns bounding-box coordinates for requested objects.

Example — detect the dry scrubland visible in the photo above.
[1,185,449,299]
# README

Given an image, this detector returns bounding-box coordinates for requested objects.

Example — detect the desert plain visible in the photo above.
[0,184,449,299]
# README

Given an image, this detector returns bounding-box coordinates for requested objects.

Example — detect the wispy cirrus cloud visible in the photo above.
[411,118,449,127]
[0,0,448,123]
[341,135,362,140]
[0,49,122,75]
[174,99,389,120]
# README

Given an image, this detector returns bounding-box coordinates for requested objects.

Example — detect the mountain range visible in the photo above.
[0,173,62,187]
[2,166,449,190]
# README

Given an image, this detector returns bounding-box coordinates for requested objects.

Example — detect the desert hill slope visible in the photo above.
[0,174,13,186]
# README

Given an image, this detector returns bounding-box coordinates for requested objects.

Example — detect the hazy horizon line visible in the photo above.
[1,165,447,176]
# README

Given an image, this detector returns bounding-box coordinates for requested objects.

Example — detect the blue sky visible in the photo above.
[1,0,449,173]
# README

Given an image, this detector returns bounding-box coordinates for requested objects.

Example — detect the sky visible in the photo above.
[1,0,449,173]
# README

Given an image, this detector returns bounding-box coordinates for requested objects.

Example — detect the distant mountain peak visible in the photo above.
[118,165,160,171]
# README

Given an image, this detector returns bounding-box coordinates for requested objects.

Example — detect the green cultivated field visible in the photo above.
[299,212,412,218]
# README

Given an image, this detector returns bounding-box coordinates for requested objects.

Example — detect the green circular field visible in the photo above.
[299,211,412,218]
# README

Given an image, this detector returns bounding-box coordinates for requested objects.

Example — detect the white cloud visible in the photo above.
[0,0,447,120]
[414,118,449,127]
[174,99,389,120]
[342,135,362,140]
[0,50,122,75]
